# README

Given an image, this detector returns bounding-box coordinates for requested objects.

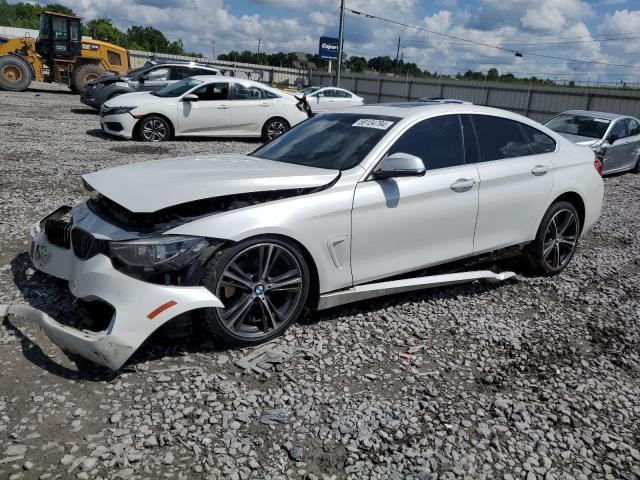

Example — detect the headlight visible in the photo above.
[109,235,208,270]
[108,106,136,115]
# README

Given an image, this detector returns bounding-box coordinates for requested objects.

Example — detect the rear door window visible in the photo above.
[520,124,556,154]
[471,115,532,161]
[387,114,465,170]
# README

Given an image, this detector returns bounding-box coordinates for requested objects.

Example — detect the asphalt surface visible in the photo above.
[0,82,639,480]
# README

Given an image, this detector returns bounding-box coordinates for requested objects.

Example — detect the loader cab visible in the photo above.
[35,12,82,61]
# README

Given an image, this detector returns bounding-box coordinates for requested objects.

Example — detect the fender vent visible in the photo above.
[71,228,106,260]
[44,220,71,249]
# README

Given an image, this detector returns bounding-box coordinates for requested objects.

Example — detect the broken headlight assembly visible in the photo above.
[109,235,208,271]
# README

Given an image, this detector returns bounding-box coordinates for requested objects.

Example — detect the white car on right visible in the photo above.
[297,86,364,113]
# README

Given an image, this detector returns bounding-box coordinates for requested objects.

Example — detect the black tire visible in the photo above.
[632,156,640,174]
[524,201,580,276]
[73,64,105,91]
[0,55,31,91]
[200,237,310,347]
[262,117,290,141]
[136,115,172,142]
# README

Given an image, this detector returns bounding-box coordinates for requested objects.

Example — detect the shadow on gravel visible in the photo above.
[70,108,98,115]
[26,87,75,95]
[85,128,123,140]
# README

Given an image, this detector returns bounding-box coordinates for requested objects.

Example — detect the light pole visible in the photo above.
[336,0,345,87]
[212,40,215,61]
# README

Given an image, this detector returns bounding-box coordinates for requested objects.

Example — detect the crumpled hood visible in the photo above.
[82,154,339,213]
[87,72,121,86]
[558,132,600,148]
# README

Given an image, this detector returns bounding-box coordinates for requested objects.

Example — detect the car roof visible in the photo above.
[151,60,218,68]
[559,110,628,121]
[189,75,287,94]
[328,103,553,127]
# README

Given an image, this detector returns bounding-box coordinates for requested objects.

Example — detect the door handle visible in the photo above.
[531,165,549,176]
[260,102,270,107]
[217,105,229,109]
[450,178,475,192]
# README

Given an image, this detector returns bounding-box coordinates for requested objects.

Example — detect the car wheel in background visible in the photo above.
[200,237,310,346]
[262,117,290,141]
[632,156,640,174]
[137,116,171,142]
[73,64,105,90]
[524,201,580,276]
[0,55,31,91]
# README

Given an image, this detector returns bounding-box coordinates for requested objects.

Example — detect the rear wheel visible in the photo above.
[632,156,640,174]
[200,237,310,346]
[73,64,105,91]
[137,115,171,142]
[524,201,580,276]
[0,55,31,91]
[262,117,290,141]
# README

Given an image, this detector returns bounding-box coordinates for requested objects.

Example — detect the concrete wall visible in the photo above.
[0,26,39,38]
[311,71,640,123]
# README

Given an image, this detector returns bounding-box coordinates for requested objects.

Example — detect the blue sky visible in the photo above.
[20,0,640,83]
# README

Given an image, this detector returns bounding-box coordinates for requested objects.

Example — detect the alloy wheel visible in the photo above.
[215,243,304,339]
[141,119,168,141]
[266,120,287,140]
[543,209,578,270]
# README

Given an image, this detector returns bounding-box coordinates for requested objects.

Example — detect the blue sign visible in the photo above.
[319,36,339,60]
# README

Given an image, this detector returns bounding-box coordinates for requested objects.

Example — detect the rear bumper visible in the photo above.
[27,208,224,370]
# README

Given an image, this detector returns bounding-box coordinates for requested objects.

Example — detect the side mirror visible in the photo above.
[607,134,619,145]
[183,94,198,102]
[138,76,145,84]
[371,153,426,180]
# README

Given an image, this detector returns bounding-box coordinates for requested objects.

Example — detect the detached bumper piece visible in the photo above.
[27,207,224,370]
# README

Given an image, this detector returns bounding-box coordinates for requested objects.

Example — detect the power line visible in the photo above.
[346,8,640,69]
[402,36,640,47]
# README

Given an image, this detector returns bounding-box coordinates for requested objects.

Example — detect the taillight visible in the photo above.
[594,155,603,176]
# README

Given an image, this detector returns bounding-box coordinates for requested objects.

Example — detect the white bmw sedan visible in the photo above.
[298,86,364,113]
[30,103,603,370]
[100,76,309,141]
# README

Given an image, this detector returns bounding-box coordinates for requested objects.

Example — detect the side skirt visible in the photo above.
[316,270,516,310]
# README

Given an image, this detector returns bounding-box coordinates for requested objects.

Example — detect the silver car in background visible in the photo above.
[545,110,640,175]
[80,61,221,109]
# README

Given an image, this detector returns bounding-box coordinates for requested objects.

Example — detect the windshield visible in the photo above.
[298,87,321,95]
[152,78,203,97]
[251,113,400,170]
[545,114,610,139]
[125,62,156,80]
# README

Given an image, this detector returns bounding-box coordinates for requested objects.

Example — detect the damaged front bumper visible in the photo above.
[27,207,224,370]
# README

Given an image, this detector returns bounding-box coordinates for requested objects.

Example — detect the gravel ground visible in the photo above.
[0,82,639,480]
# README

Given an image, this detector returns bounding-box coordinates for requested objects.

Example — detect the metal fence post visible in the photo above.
[377,75,383,103]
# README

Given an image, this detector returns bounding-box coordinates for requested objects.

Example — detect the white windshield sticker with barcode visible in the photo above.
[352,119,394,130]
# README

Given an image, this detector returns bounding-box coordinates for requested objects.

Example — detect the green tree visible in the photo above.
[348,55,367,72]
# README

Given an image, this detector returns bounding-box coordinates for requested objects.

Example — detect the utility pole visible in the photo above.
[257,37,261,56]
[212,40,215,61]
[336,0,345,87]
[395,36,401,75]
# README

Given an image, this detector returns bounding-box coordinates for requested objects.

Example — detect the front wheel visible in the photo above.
[0,55,31,91]
[524,201,580,276]
[200,237,310,346]
[262,117,290,141]
[137,115,171,142]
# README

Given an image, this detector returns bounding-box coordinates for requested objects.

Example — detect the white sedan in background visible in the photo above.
[100,76,309,141]
[298,86,364,113]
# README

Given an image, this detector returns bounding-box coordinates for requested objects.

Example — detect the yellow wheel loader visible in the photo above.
[0,11,128,92]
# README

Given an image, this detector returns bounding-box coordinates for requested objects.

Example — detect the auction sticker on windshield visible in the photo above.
[352,119,394,130]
